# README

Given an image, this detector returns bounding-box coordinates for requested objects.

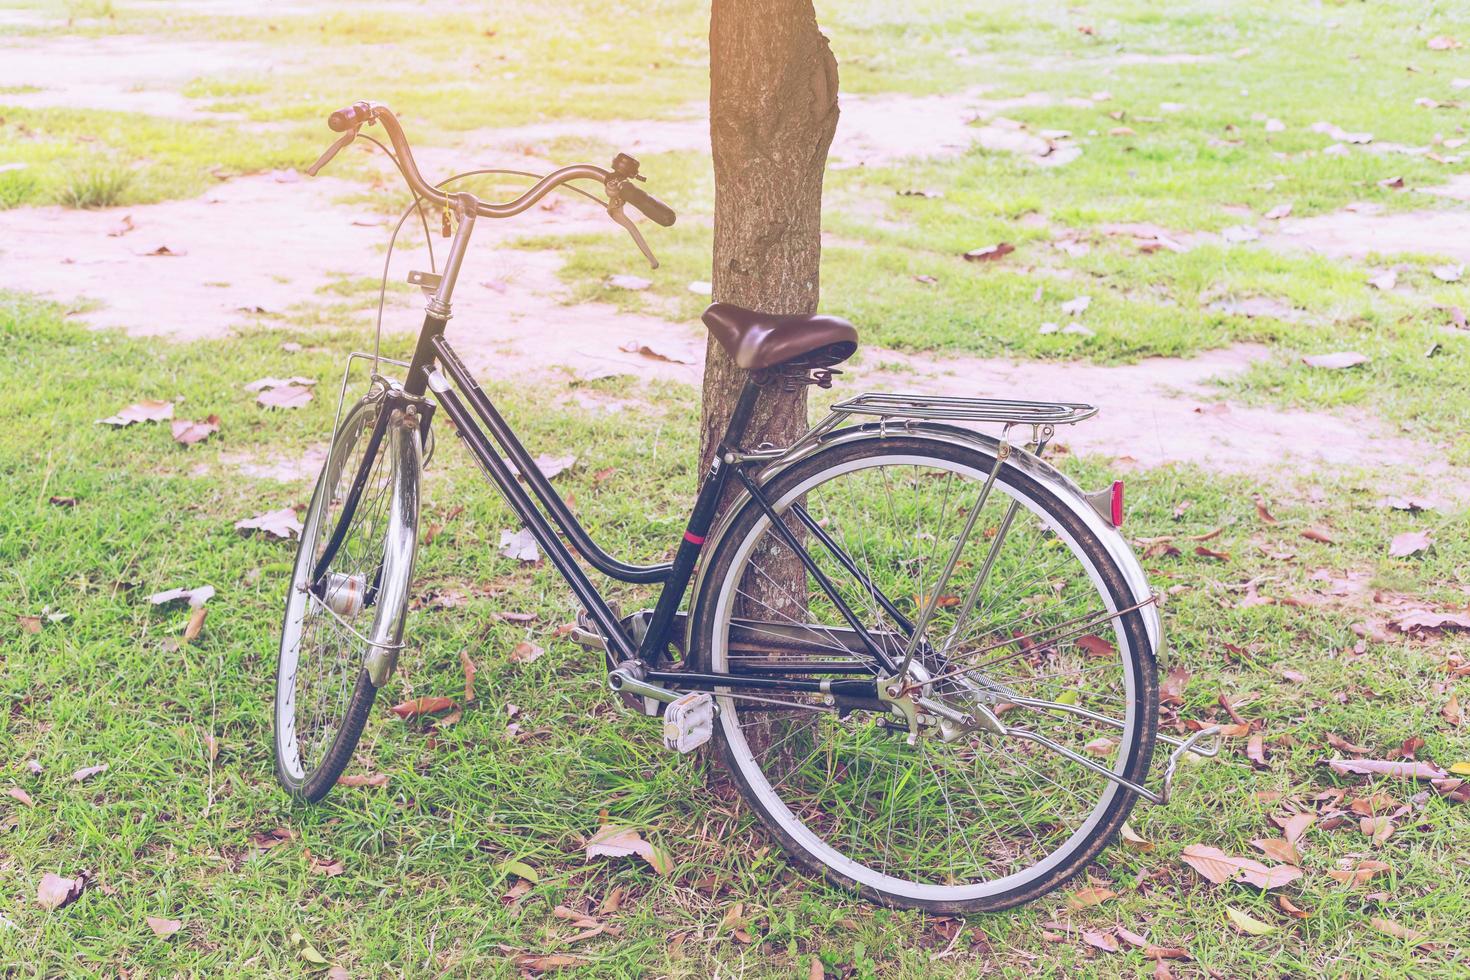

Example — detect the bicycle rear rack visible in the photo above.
[827,393,1097,427]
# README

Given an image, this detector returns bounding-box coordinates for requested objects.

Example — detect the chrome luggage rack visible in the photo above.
[827,392,1097,427]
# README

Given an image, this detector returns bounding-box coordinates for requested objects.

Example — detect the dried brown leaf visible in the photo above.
[146,916,183,938]
[389,696,455,719]
[963,242,1016,262]
[171,415,220,446]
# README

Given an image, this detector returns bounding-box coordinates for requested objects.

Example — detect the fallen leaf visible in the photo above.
[97,399,174,427]
[1253,495,1279,524]
[1326,858,1391,886]
[7,786,34,807]
[1120,822,1154,851]
[1368,270,1398,291]
[461,649,477,702]
[1060,295,1091,316]
[257,384,314,409]
[337,772,389,788]
[1371,917,1425,942]
[1328,758,1447,780]
[1392,609,1470,632]
[1327,733,1372,755]
[1377,496,1434,513]
[183,605,206,643]
[1252,838,1299,864]
[510,641,544,665]
[1443,692,1462,727]
[243,376,316,392]
[1310,121,1373,143]
[585,824,673,875]
[1302,352,1369,370]
[1246,734,1269,768]
[72,764,108,782]
[1225,907,1276,936]
[1222,225,1261,243]
[170,415,220,446]
[1082,928,1119,952]
[500,859,540,884]
[1076,634,1114,659]
[146,916,183,938]
[1067,885,1116,909]
[250,826,295,849]
[143,245,186,257]
[962,242,1015,262]
[606,274,651,291]
[515,954,586,971]
[1160,665,1190,704]
[1180,844,1301,889]
[1360,815,1395,843]
[1300,526,1336,544]
[1378,175,1405,189]
[108,215,135,237]
[36,872,88,911]
[148,585,214,608]
[499,528,540,563]
[1276,894,1309,918]
[390,697,456,719]
[1427,36,1462,50]
[618,340,692,363]
[234,508,303,541]
[1433,263,1464,283]
[533,453,576,480]
[1195,545,1231,561]
[1388,530,1431,558]
[305,850,345,876]
[48,495,78,507]
[1264,203,1293,220]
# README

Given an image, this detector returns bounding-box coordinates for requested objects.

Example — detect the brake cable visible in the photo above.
[353,133,612,374]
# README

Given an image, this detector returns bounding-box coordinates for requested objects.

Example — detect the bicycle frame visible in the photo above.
[362,191,894,702]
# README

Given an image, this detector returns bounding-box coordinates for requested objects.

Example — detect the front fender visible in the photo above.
[686,423,1162,659]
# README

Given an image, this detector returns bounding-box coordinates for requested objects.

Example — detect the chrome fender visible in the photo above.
[686,423,1162,659]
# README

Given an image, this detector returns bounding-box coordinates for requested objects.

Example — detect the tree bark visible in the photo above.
[702,0,840,472]
[703,0,839,772]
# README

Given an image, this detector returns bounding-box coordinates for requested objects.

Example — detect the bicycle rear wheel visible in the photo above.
[690,434,1158,912]
[273,386,422,802]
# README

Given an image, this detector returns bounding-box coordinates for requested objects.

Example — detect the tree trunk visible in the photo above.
[703,0,839,772]
[702,0,840,472]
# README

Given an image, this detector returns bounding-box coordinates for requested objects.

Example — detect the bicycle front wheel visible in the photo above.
[273,387,422,802]
[690,434,1158,912]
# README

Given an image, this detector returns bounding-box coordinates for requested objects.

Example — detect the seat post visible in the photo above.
[715,377,766,458]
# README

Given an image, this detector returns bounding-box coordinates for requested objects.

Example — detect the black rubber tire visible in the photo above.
[273,394,417,805]
[688,434,1159,913]
[274,669,378,803]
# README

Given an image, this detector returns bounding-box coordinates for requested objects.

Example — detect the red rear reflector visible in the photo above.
[1110,480,1125,527]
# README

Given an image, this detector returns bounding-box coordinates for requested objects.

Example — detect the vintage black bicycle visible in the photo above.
[273,101,1217,912]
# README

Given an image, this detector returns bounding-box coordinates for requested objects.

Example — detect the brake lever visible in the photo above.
[306,126,360,177]
[606,203,659,269]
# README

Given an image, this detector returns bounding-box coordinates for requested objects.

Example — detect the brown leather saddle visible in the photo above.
[701,302,858,372]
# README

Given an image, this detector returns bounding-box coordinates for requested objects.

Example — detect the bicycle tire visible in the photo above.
[689,434,1158,912]
[273,391,422,802]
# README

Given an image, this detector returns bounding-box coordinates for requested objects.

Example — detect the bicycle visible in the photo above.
[273,100,1218,913]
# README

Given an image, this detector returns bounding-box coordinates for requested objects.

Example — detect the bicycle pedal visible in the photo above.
[661,692,714,754]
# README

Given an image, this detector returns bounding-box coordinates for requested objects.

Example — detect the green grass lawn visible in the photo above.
[3,299,1469,976]
[3,0,1470,976]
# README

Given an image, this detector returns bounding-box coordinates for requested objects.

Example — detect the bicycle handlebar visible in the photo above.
[317,101,677,231]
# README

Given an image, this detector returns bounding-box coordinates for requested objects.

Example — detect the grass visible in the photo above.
[2,0,1470,975]
[3,294,1469,976]
[54,162,133,208]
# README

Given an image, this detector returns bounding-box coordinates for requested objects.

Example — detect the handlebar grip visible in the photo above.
[620,183,676,227]
[328,102,374,132]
